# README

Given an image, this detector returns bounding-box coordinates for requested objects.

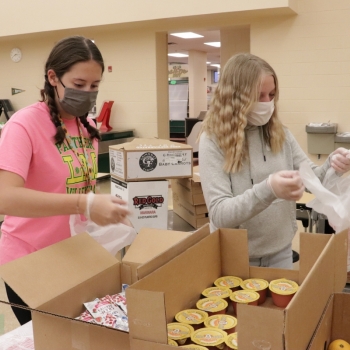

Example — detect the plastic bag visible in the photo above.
[299,161,350,272]
[69,214,137,256]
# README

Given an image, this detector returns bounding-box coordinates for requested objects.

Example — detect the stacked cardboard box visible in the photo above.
[171,165,209,228]
[109,138,193,233]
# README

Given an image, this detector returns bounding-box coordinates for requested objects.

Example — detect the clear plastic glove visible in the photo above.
[331,147,350,174]
[85,193,131,226]
[267,170,305,201]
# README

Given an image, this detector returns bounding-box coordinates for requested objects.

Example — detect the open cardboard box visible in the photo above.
[308,293,350,349]
[0,225,210,350]
[109,138,193,181]
[126,228,348,350]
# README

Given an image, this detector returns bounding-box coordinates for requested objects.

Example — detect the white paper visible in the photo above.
[0,321,34,350]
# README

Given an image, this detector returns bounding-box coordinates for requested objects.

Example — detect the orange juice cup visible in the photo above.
[191,327,227,350]
[214,276,243,292]
[269,278,299,308]
[230,290,260,316]
[168,338,179,346]
[240,278,269,305]
[225,332,238,349]
[168,322,195,345]
[175,309,209,330]
[196,297,228,316]
[202,286,232,302]
[204,314,237,334]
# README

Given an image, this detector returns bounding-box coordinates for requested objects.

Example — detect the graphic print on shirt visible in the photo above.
[55,136,97,193]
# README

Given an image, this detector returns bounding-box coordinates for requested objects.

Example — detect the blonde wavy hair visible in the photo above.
[200,53,285,173]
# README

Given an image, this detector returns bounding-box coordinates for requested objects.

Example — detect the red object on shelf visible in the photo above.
[96,101,114,132]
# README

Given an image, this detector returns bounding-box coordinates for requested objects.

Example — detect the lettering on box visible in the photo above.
[133,195,164,209]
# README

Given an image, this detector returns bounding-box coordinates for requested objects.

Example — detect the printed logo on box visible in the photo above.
[133,195,164,210]
[139,152,157,172]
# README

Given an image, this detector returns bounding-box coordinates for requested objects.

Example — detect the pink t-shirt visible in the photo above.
[0,102,98,265]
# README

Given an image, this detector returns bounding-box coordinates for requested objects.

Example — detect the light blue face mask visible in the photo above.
[58,80,98,116]
[247,99,275,126]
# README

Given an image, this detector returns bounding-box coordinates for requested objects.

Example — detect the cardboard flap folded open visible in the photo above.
[332,293,350,341]
[126,289,167,344]
[237,303,285,350]
[285,233,335,350]
[0,234,118,310]
[136,224,210,280]
[332,230,348,291]
[299,231,331,283]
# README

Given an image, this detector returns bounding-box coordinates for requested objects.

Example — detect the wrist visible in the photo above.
[267,174,278,198]
[76,194,87,215]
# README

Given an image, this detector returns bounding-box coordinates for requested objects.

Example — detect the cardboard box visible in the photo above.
[172,194,209,228]
[308,293,350,349]
[0,226,210,350]
[111,176,168,233]
[126,229,348,350]
[109,138,193,181]
[170,177,205,206]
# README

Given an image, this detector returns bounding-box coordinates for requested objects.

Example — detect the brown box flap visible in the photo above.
[136,224,210,280]
[285,234,336,350]
[0,234,118,309]
[332,230,348,292]
[299,231,331,283]
[237,303,285,349]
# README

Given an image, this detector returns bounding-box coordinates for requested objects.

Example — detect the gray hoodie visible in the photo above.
[199,126,330,258]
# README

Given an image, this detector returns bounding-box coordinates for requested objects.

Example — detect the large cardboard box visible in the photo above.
[126,229,348,350]
[308,293,350,349]
[109,138,193,181]
[110,176,168,233]
[0,226,210,350]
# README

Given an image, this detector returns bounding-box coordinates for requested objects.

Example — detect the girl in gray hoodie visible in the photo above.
[199,53,350,268]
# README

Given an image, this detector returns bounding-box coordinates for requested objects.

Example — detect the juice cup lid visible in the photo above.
[175,309,209,325]
[269,278,299,295]
[230,290,260,303]
[204,314,237,330]
[191,328,227,346]
[196,297,228,312]
[214,276,243,289]
[202,286,232,299]
[225,332,238,349]
[240,278,269,291]
[167,323,195,340]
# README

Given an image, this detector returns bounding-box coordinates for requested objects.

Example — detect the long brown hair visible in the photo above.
[201,53,285,173]
[40,36,104,144]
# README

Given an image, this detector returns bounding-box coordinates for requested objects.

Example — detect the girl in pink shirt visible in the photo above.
[0,36,130,325]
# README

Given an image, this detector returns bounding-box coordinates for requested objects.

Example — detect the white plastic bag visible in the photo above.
[69,214,137,256]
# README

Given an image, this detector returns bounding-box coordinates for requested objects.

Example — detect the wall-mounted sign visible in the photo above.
[168,64,189,78]
[12,88,25,95]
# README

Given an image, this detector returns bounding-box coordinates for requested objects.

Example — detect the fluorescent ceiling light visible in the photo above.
[168,53,189,57]
[206,62,211,64]
[210,64,221,68]
[170,32,204,39]
[204,42,221,47]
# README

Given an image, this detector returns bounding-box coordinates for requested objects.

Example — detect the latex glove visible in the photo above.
[85,193,131,226]
[267,170,305,201]
[330,147,350,174]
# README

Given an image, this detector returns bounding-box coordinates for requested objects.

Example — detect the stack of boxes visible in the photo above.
[109,138,193,233]
[171,165,209,229]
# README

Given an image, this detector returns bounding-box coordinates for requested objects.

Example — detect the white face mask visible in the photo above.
[247,99,275,126]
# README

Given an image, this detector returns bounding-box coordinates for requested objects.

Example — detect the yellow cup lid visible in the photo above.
[175,309,209,325]
[167,323,194,340]
[269,278,299,295]
[230,290,260,303]
[214,276,243,289]
[191,328,227,346]
[168,338,179,346]
[225,332,238,349]
[240,278,269,291]
[204,314,237,330]
[202,286,232,299]
[196,297,228,312]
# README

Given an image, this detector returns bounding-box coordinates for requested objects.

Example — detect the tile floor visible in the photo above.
[0,176,348,336]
